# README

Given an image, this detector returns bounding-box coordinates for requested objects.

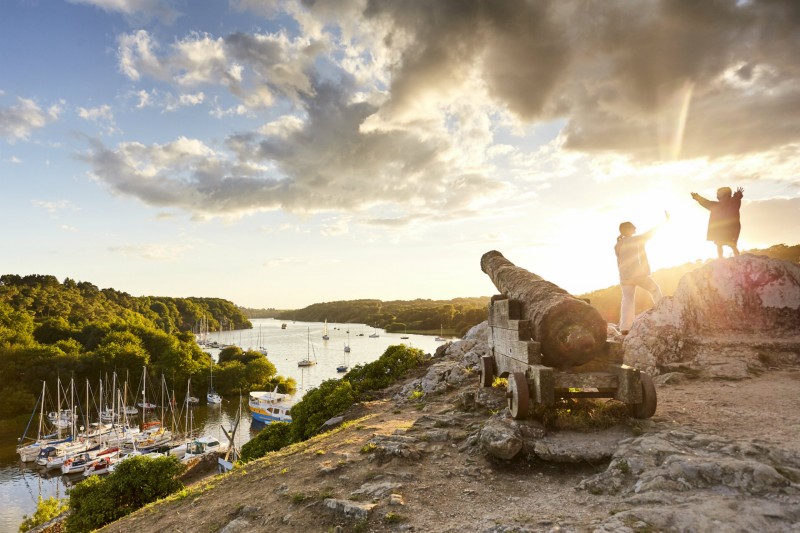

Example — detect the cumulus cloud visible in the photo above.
[117,29,320,111]
[0,97,60,141]
[95,0,800,221]
[164,91,205,112]
[282,0,800,161]
[78,104,118,134]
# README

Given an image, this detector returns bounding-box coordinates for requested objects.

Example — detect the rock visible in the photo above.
[388,493,405,506]
[220,517,251,533]
[323,498,376,520]
[367,435,423,462]
[652,372,689,385]
[479,417,523,460]
[578,428,800,497]
[530,428,630,463]
[350,481,403,499]
[465,321,489,342]
[624,255,800,378]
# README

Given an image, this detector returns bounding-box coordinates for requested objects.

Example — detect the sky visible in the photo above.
[1,0,799,309]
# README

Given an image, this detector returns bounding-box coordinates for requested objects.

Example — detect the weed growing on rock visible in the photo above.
[530,398,630,430]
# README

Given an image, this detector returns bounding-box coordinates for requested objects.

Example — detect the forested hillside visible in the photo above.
[0,275,280,421]
[274,297,490,337]
[580,244,800,324]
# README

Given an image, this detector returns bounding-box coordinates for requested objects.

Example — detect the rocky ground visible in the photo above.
[94,324,800,533]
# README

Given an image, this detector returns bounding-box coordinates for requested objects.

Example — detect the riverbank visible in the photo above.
[90,326,800,532]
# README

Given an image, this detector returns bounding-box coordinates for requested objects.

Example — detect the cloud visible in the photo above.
[67,0,179,24]
[77,104,118,134]
[164,92,205,112]
[90,0,799,222]
[82,69,503,219]
[117,29,320,111]
[741,196,800,246]
[282,0,800,161]
[108,242,194,261]
[32,199,77,215]
[0,97,60,141]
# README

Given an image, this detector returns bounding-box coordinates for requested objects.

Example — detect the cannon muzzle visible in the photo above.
[481,250,607,368]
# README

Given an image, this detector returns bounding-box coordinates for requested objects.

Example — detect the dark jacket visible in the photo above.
[693,191,743,244]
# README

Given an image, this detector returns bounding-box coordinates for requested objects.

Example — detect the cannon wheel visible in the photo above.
[479,356,495,388]
[507,372,530,420]
[630,372,657,419]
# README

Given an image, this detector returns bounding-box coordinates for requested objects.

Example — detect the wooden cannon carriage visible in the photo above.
[478,251,656,419]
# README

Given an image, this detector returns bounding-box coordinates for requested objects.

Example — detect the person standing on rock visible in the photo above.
[691,186,744,259]
[614,212,669,335]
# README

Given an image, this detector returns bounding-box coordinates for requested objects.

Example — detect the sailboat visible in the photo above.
[322,319,330,340]
[338,332,350,373]
[207,364,222,404]
[435,325,446,342]
[400,325,409,340]
[257,325,269,355]
[298,327,317,367]
[369,325,380,338]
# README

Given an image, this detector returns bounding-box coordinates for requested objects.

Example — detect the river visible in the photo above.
[0,319,449,531]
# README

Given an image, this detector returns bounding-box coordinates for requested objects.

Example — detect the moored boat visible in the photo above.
[248,388,293,424]
[182,436,226,462]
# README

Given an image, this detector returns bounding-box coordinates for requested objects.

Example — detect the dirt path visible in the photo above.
[653,369,800,453]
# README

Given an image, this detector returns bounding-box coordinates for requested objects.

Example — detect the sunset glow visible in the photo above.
[1,1,799,307]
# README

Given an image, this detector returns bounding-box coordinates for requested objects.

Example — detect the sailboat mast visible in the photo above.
[85,378,90,434]
[38,381,46,441]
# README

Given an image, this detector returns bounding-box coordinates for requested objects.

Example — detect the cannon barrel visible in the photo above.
[480,250,607,368]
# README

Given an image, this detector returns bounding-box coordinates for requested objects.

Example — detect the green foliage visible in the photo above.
[240,422,294,461]
[0,274,256,419]
[345,344,427,394]
[66,455,185,532]
[243,344,429,462]
[276,297,489,336]
[18,496,68,532]
[290,380,359,441]
[530,398,630,431]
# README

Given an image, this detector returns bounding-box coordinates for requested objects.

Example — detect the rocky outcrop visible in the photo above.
[624,255,800,378]
[580,428,800,532]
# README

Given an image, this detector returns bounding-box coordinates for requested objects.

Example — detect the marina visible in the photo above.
[0,318,451,531]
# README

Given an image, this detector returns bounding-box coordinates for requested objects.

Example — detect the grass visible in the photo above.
[408,390,424,400]
[384,512,404,523]
[492,376,508,388]
[360,442,377,454]
[530,398,630,431]
[290,492,307,503]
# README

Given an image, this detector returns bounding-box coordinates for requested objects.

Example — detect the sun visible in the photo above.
[647,203,714,269]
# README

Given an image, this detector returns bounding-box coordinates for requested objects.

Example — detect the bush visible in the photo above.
[346,345,426,394]
[66,455,185,532]
[290,380,358,441]
[19,496,68,532]
[242,345,429,462]
[240,422,294,461]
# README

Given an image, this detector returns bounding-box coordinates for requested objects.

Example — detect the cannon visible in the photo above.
[479,251,656,419]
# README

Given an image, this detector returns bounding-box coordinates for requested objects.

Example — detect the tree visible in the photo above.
[66,455,185,532]
[19,496,68,532]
